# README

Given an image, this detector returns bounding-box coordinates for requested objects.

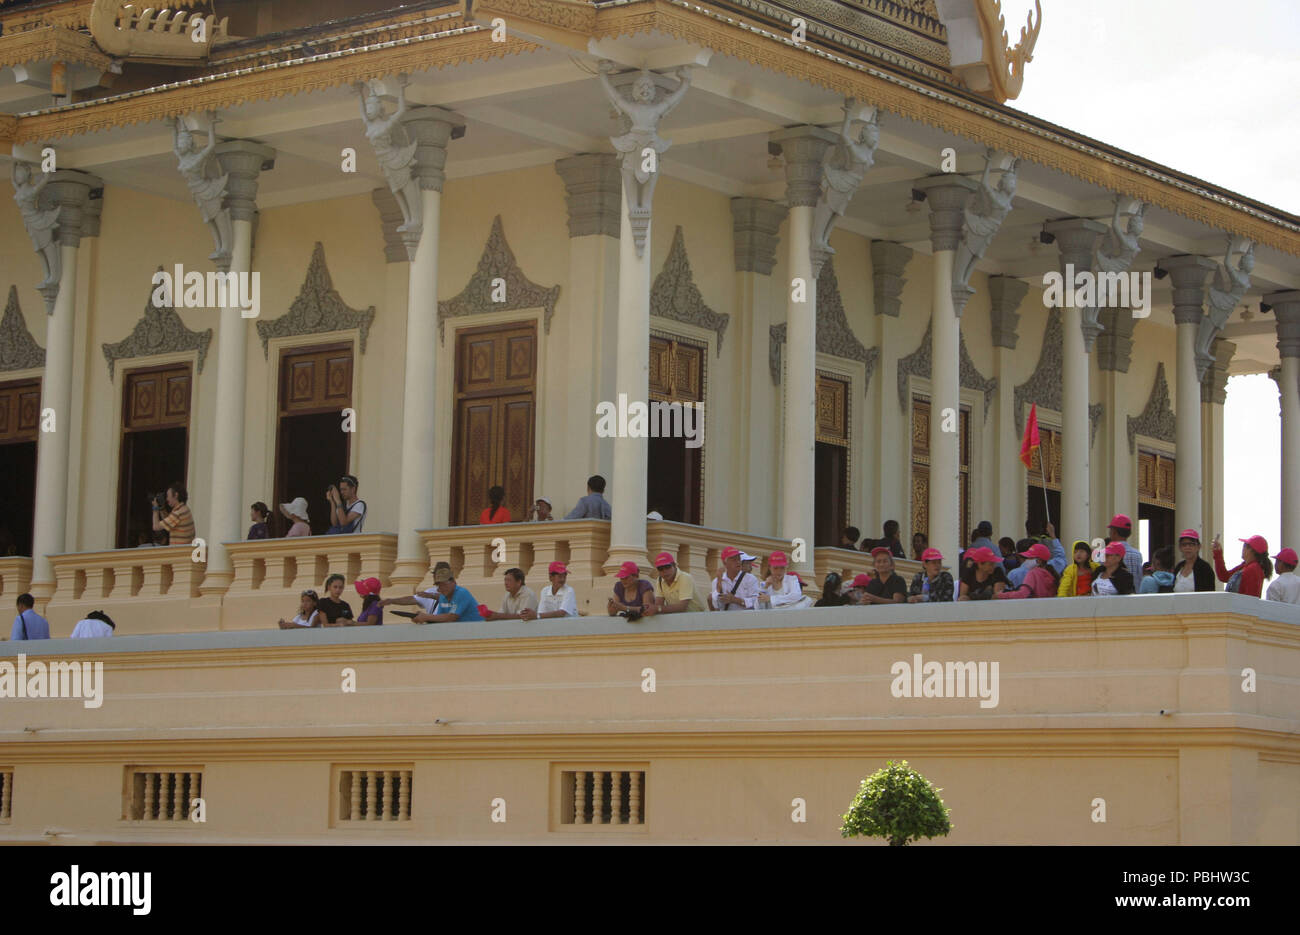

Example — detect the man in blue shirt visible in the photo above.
[1007,522,1067,587]
[564,475,612,520]
[10,593,50,641]
[413,568,483,623]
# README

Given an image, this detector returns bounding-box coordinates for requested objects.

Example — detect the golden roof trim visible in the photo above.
[0,0,94,34]
[0,23,112,70]
[971,0,1041,103]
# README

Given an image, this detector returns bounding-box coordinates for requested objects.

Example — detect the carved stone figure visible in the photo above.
[356,75,421,233]
[598,61,691,257]
[952,148,1017,289]
[12,161,61,293]
[1198,237,1253,374]
[1095,196,1144,277]
[170,113,233,263]
[811,99,879,263]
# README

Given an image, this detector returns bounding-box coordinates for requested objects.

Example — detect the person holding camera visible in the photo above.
[608,561,656,621]
[150,482,194,546]
[325,474,366,535]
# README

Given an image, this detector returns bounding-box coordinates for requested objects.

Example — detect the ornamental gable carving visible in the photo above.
[102,268,212,377]
[895,321,997,420]
[257,243,375,357]
[438,215,560,344]
[651,226,729,355]
[1014,307,1104,444]
[1127,362,1176,455]
[0,286,45,372]
[769,258,878,392]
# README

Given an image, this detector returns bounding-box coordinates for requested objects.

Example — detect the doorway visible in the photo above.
[814,372,850,546]
[1138,449,1176,553]
[115,365,192,548]
[450,322,537,526]
[646,334,704,524]
[274,343,353,536]
[0,379,40,556]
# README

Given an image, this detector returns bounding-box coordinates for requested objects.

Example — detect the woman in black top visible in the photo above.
[1171,529,1216,592]
[248,502,271,540]
[317,573,355,626]
[959,547,1008,600]
[814,573,850,607]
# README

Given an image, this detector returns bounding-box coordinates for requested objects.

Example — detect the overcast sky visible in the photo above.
[1009,0,1295,553]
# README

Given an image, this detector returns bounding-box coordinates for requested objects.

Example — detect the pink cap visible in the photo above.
[477,603,492,617]
[548,561,568,575]
[1019,543,1050,562]
[851,573,872,588]
[967,546,999,564]
[769,550,789,568]
[921,547,944,562]
[870,546,893,558]
[1274,547,1298,566]
[617,561,640,579]
[1178,529,1201,542]
[354,576,381,598]
[720,546,741,561]
[653,552,676,568]
[1240,535,1269,555]
[1108,513,1132,531]
[1104,541,1126,557]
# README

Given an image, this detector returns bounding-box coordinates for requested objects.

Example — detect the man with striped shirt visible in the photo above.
[152,482,195,546]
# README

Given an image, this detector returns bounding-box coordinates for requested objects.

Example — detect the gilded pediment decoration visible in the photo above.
[257,243,375,357]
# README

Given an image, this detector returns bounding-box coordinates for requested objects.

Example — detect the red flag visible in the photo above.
[1020,403,1041,469]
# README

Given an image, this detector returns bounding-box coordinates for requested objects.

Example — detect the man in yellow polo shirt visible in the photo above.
[653,551,702,614]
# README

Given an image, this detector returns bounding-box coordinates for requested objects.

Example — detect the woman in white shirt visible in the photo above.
[278,589,321,628]
[70,610,116,638]
[1266,548,1300,604]
[758,551,812,610]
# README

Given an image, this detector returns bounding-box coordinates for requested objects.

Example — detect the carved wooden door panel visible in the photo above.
[0,379,40,555]
[910,395,970,542]
[450,322,537,526]
[647,334,705,524]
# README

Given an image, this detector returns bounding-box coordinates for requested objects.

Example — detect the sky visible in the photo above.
[1009,0,1295,552]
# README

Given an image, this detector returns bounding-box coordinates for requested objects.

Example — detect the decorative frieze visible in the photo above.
[0,286,45,372]
[1096,306,1136,373]
[1201,338,1235,405]
[555,154,622,240]
[871,240,914,318]
[1013,307,1105,442]
[987,275,1028,348]
[895,320,997,420]
[731,197,787,276]
[1127,362,1176,454]
[101,269,213,378]
[770,258,878,393]
[650,227,729,354]
[438,215,560,344]
[256,243,375,357]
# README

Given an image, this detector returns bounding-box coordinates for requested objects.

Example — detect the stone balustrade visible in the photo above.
[44,545,209,636]
[814,546,924,594]
[646,520,787,580]
[0,557,32,605]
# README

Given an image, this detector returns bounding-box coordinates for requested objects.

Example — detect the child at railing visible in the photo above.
[279,590,320,628]
[355,577,383,625]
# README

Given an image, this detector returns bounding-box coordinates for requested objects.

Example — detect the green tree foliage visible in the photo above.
[840,759,952,846]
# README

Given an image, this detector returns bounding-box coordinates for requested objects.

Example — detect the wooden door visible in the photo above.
[1138,450,1176,552]
[274,343,353,536]
[0,379,41,555]
[647,334,705,524]
[116,365,192,548]
[450,322,537,526]
[814,372,849,546]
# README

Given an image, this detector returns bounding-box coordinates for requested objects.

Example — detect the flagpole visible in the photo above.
[1037,444,1052,532]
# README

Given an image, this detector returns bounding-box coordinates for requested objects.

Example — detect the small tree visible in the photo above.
[840,759,952,846]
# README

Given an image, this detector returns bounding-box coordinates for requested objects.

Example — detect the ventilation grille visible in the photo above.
[0,770,11,821]
[561,770,645,826]
[339,769,412,822]
[128,770,202,821]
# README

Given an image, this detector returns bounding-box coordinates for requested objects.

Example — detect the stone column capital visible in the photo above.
[44,169,102,248]
[371,187,419,263]
[987,274,1028,348]
[871,240,914,317]
[401,106,466,193]
[213,140,275,222]
[1266,290,1300,359]
[1160,255,1217,325]
[1045,218,1107,270]
[732,197,787,275]
[769,125,839,207]
[1096,306,1136,373]
[81,190,104,239]
[911,174,978,252]
[1201,338,1235,404]
[555,153,622,239]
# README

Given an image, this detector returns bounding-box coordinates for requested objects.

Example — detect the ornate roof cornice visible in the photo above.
[0,24,111,70]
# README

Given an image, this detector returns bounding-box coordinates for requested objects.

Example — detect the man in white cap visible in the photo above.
[280,498,311,537]
[528,496,554,522]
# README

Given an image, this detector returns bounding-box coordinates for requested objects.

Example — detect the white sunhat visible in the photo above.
[739,551,757,562]
[536,496,552,506]
[280,497,310,522]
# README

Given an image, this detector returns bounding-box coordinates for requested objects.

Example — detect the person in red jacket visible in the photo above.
[996,543,1059,599]
[1212,533,1273,597]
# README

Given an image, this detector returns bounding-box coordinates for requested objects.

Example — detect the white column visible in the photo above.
[1201,338,1234,550]
[1269,292,1300,548]
[389,107,464,592]
[1162,255,1217,542]
[871,241,914,540]
[1096,308,1137,526]
[1045,219,1105,543]
[987,275,1029,541]
[911,175,976,563]
[200,141,274,593]
[28,171,98,598]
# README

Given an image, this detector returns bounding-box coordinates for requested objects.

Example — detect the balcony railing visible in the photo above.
[45,546,209,635]
[814,546,924,592]
[0,557,32,604]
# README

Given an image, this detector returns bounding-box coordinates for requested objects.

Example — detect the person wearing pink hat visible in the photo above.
[709,546,760,611]
[521,561,579,620]
[1091,541,1136,595]
[1106,513,1144,591]
[907,548,954,603]
[958,546,1008,600]
[1171,529,1215,593]
[652,552,702,614]
[354,577,384,625]
[859,546,907,604]
[1266,548,1300,604]
[758,551,811,610]
[608,561,656,620]
[996,542,1060,600]
[1213,534,1272,597]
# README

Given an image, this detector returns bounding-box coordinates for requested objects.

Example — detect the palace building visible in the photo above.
[0,0,1297,844]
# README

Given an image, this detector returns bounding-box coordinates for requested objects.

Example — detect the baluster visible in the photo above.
[173,772,185,821]
[2,773,12,819]
[367,769,380,821]
[591,770,605,825]
[159,772,172,820]
[629,772,642,825]
[609,771,623,825]
[350,771,362,821]
[573,771,586,825]
[399,771,411,821]
[142,772,155,820]
[381,770,394,821]
[190,772,201,820]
